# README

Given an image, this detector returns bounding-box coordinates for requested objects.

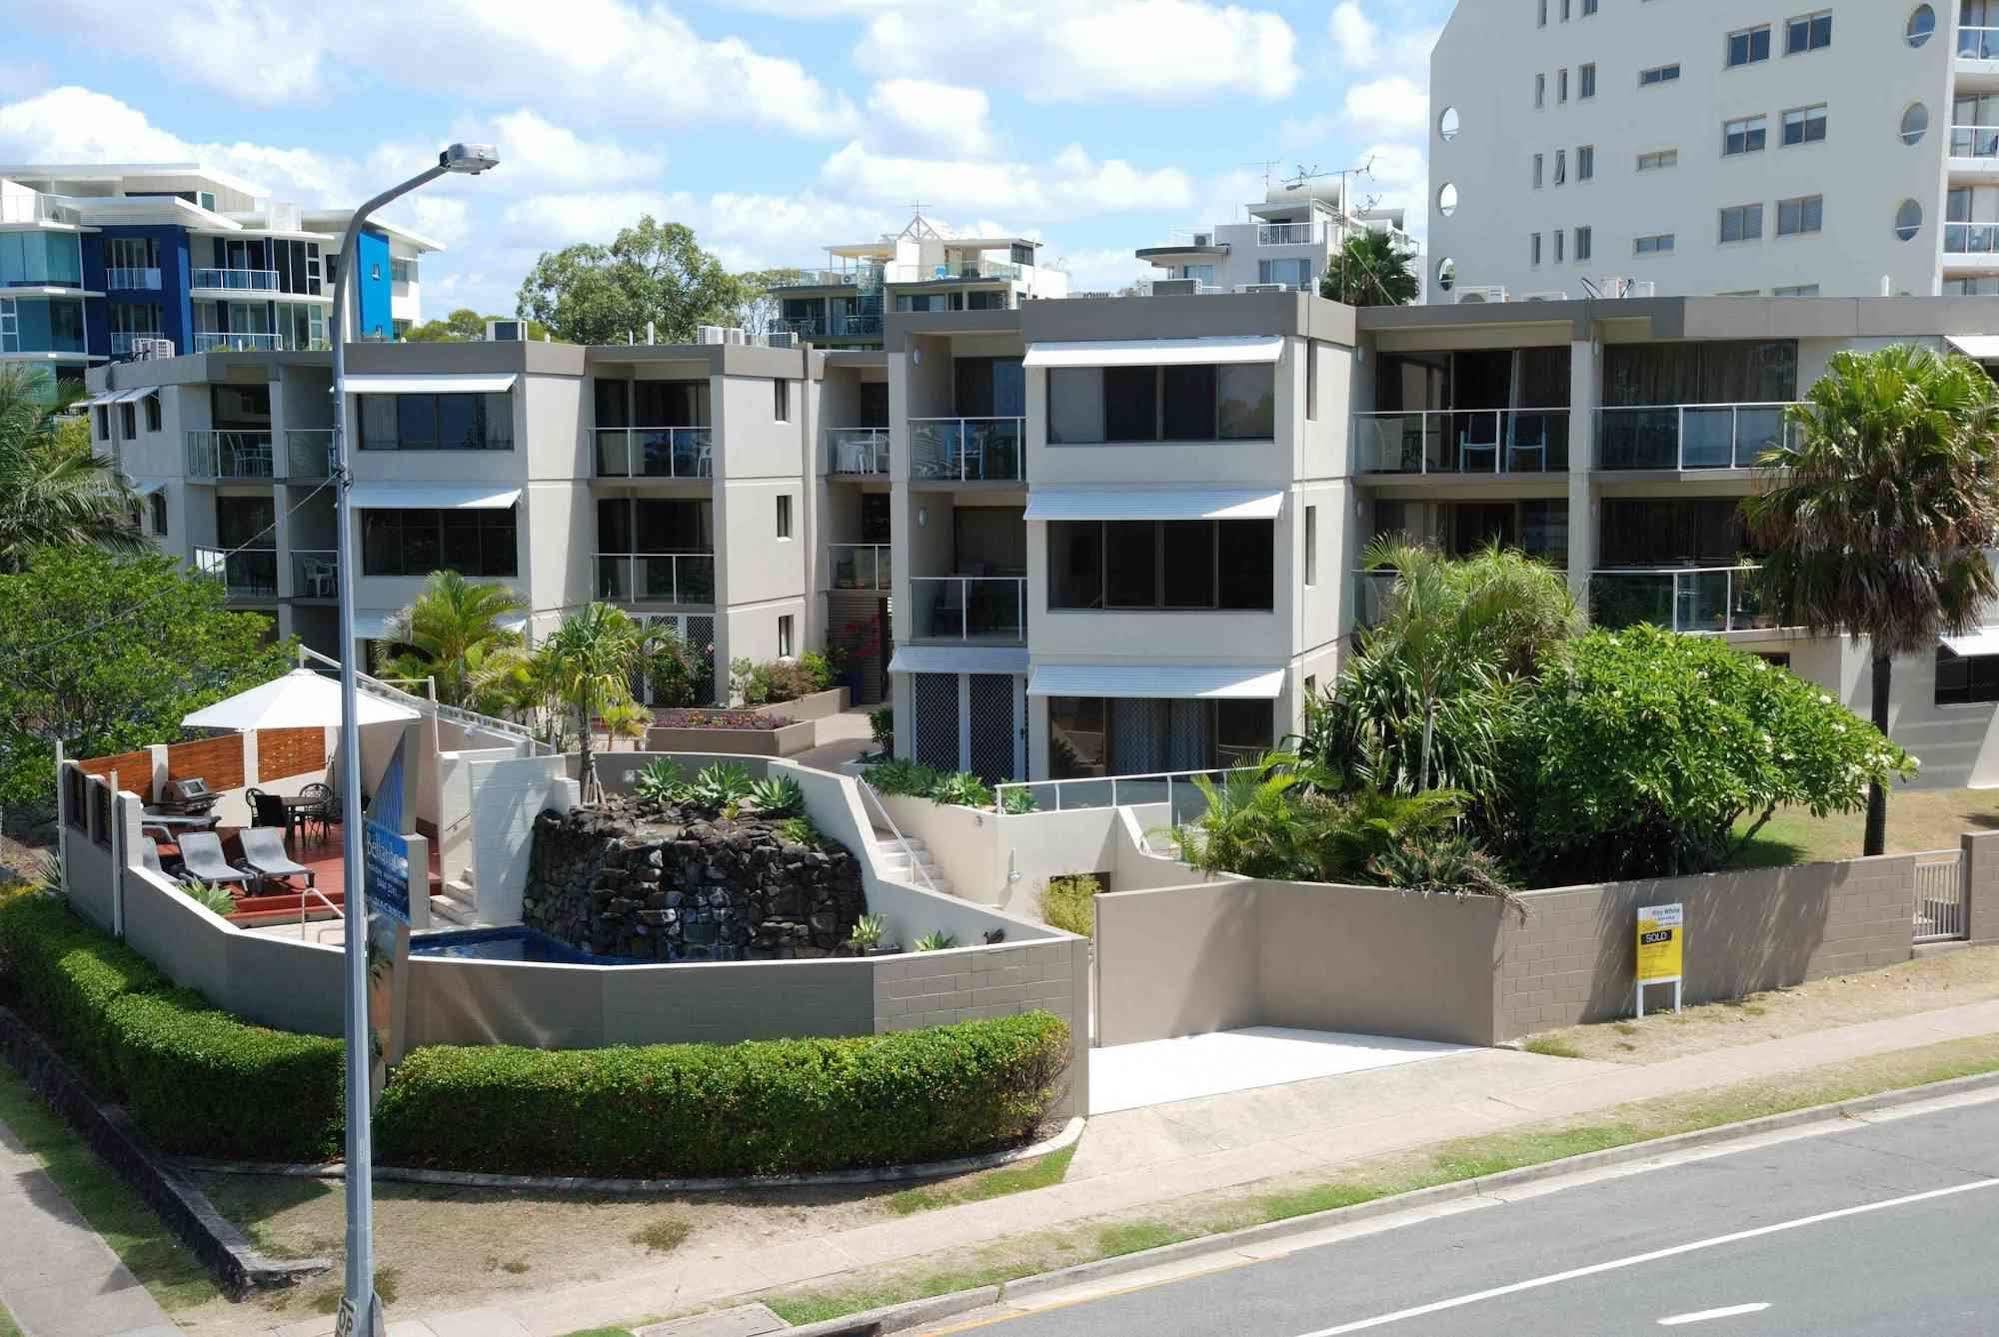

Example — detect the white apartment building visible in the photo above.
[1427,2,1999,302]
[768,213,1069,351]
[1135,181,1417,298]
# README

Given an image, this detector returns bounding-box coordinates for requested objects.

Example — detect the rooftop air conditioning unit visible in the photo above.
[697,325,728,345]
[1192,232,1213,247]
[1151,278,1200,296]
[1520,290,1570,302]
[131,336,175,360]
[1455,285,1509,304]
[723,327,747,346]
[766,331,797,349]
[1590,276,1657,299]
[1239,282,1287,293]
[485,318,524,342]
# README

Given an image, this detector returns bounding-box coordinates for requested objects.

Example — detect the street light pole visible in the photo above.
[327,143,498,1337]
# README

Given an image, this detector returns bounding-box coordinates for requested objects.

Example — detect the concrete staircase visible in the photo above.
[872,831,953,898]
[429,872,482,927]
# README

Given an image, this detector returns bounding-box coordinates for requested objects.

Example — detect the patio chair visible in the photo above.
[139,837,183,879]
[297,781,335,845]
[176,832,254,890]
[238,827,316,892]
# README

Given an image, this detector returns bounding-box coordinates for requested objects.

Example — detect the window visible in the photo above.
[1306,346,1318,420]
[1048,697,1273,779]
[117,400,135,439]
[1555,230,1566,262]
[778,615,795,659]
[1721,203,1764,243]
[1532,231,1544,265]
[1555,148,1567,184]
[1635,233,1676,255]
[1908,4,1937,46]
[93,405,109,440]
[1897,198,1925,241]
[1640,63,1681,86]
[1637,148,1680,171]
[1047,521,1275,611]
[1558,68,1569,103]
[358,392,513,450]
[1579,63,1596,98]
[1578,144,1595,180]
[390,258,417,284]
[1723,115,1768,156]
[1786,10,1831,53]
[1902,103,1930,146]
[1576,226,1593,261]
[1772,284,1821,297]
[1946,276,1999,295]
[773,379,791,422]
[1535,72,1546,108]
[361,507,518,578]
[1728,25,1772,66]
[1777,195,1823,236]
[1046,364,1275,444]
[1258,257,1315,289]
[1533,153,1545,188]
[1304,506,1318,586]
[143,392,160,432]
[1538,0,1547,25]
[1782,104,1827,146]
[1582,0,1596,12]
[1937,647,1999,705]
[1562,0,1571,18]
[776,493,793,540]
[148,490,167,537]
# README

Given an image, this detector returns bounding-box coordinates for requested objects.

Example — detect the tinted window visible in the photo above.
[1104,367,1156,442]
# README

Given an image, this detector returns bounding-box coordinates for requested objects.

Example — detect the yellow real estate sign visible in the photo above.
[1637,903,1684,985]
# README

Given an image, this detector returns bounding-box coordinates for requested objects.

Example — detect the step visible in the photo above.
[429,891,481,927]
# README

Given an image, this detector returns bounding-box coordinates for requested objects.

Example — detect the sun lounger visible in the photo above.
[237,826,316,891]
[176,831,254,889]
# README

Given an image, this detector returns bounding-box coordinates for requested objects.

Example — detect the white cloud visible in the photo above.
[471,111,666,191]
[817,141,1193,220]
[864,80,999,159]
[1328,1,1379,66]
[1342,76,1428,136]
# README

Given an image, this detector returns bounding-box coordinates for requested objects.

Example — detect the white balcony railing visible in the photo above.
[826,427,890,476]
[1945,222,1999,256]
[0,193,79,226]
[191,267,280,292]
[909,417,1025,482]
[909,576,1027,643]
[108,331,164,356]
[996,766,1260,825]
[286,429,336,478]
[594,552,717,605]
[1951,125,1999,159]
[193,545,279,599]
[1258,222,1325,246]
[829,543,892,591]
[185,430,275,480]
[1591,566,1776,635]
[192,331,284,352]
[1353,409,1571,474]
[289,550,338,600]
[1962,26,1999,59]
[771,317,823,338]
[593,426,713,479]
[104,266,162,290]
[1595,403,1802,471]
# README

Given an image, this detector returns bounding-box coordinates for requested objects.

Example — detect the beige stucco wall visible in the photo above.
[1096,879,1262,1046]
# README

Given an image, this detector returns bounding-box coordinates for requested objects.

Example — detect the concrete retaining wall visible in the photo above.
[644,722,817,757]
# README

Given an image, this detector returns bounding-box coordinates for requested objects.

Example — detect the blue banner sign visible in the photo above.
[363,818,411,926]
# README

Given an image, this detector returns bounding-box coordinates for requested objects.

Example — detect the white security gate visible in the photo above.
[911,671,1026,780]
[1913,850,1969,943]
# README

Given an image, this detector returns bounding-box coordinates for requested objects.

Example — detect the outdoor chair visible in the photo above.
[139,837,183,880]
[176,832,254,890]
[238,827,316,893]
[297,782,335,845]
[247,788,297,844]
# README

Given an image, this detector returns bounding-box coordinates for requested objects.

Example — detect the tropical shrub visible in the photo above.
[747,776,804,816]
[178,881,239,917]
[778,815,829,849]
[1001,787,1038,815]
[931,772,994,809]
[798,650,839,693]
[912,930,959,952]
[686,762,755,811]
[847,912,888,949]
[731,657,821,706]
[1367,831,1517,900]
[654,709,791,730]
[869,706,895,755]
[632,758,687,805]
[864,758,944,798]
[1041,875,1102,937]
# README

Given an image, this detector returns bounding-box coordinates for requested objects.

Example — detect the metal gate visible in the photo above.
[1913,850,1969,943]
[629,613,718,706]
[913,673,961,771]
[910,671,1026,779]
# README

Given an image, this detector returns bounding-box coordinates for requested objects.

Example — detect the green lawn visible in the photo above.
[884,1145,1077,1217]
[0,1298,20,1337]
[1730,786,1999,869]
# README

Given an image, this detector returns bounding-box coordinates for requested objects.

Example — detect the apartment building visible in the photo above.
[0,164,438,395]
[1135,180,1417,298]
[1348,293,1999,786]
[84,335,814,693]
[766,212,1069,351]
[1427,2,1999,302]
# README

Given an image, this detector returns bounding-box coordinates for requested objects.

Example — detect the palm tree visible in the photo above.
[601,701,654,751]
[373,571,527,707]
[543,602,651,800]
[1744,345,1999,856]
[1318,229,1421,307]
[0,367,143,571]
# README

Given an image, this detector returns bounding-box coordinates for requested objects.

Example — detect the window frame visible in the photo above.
[1720,203,1765,244]
[1726,24,1772,67]
[1634,233,1677,255]
[1045,363,1276,446]
[359,506,519,578]
[778,614,795,659]
[1781,103,1828,147]
[773,378,791,423]
[143,391,160,433]
[1579,62,1596,98]
[1723,114,1769,157]
[1046,519,1276,613]
[1936,646,1999,706]
[1576,226,1593,261]
[1577,144,1595,181]
[1637,148,1680,172]
[1785,10,1832,55]
[1639,63,1682,87]
[357,391,514,451]
[1776,194,1825,237]
[775,492,793,540]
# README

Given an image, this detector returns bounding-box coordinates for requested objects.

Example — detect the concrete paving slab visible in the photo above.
[635,1302,787,1336]
[1089,1026,1474,1115]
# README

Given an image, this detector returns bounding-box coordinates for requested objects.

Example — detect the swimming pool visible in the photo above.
[409,927,646,965]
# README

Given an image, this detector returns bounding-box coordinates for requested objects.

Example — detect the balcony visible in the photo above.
[287,429,335,479]
[831,313,882,338]
[1945,222,1999,257]
[192,331,284,352]
[289,550,338,601]
[1354,410,1571,475]
[910,576,1027,644]
[185,431,275,480]
[1257,222,1325,246]
[193,546,278,600]
[909,418,1025,483]
[191,268,281,292]
[1951,125,1999,159]
[593,427,713,479]
[594,552,717,605]
[827,427,890,476]
[829,544,892,591]
[1595,404,1799,471]
[108,332,165,357]
[1592,566,1776,635]
[770,266,883,290]
[771,317,824,339]
[1962,26,1999,59]
[104,266,162,290]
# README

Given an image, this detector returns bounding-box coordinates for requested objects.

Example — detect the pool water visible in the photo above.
[409,927,645,965]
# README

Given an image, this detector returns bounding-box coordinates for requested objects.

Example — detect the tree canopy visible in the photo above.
[402,307,548,342]
[1319,229,1422,307]
[0,367,143,573]
[372,571,527,708]
[515,217,747,346]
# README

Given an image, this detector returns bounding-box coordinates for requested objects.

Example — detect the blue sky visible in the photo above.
[0,0,1451,317]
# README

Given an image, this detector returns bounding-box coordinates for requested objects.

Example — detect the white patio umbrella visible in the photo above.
[180,669,421,731]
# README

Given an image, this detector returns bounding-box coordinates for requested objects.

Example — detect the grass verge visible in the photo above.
[0,1062,218,1311]
[0,1300,20,1337]
[885,1145,1077,1217]
[763,1033,1999,1326]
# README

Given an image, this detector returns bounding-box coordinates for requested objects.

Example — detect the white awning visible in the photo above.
[108,387,152,404]
[345,483,522,511]
[1027,663,1286,700]
[341,373,519,395]
[1944,629,1999,658]
[79,390,119,408]
[1024,487,1285,522]
[130,479,167,497]
[1024,336,1286,369]
[888,646,1031,676]
[1947,335,1999,362]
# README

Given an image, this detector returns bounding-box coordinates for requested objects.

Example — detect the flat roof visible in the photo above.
[1359,295,1999,342]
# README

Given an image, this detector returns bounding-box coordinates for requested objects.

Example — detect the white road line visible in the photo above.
[1659,1303,1772,1326]
[1290,1177,1999,1336]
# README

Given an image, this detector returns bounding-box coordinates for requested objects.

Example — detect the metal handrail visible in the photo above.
[290,550,338,599]
[1945,222,1999,255]
[186,429,275,478]
[105,266,162,290]
[191,267,281,291]
[909,576,1027,642]
[1595,402,1802,471]
[1258,222,1324,246]
[829,543,892,591]
[995,766,1259,819]
[593,551,717,605]
[859,780,941,897]
[1950,124,1999,158]
[297,645,552,754]
[1590,564,1775,635]
[592,425,713,478]
[1352,408,1572,474]
[193,331,284,352]
[192,545,278,597]
[1962,26,1999,59]
[826,427,891,475]
[909,417,1026,482]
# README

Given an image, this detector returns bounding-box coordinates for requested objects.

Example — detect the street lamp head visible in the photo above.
[440,143,500,175]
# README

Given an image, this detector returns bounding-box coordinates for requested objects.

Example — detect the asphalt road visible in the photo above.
[920,1095,1999,1336]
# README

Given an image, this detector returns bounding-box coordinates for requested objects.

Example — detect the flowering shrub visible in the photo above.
[655,709,793,731]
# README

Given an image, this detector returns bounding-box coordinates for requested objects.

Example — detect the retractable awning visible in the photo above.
[1943,629,1999,658]
[341,373,519,394]
[130,479,167,497]
[107,387,152,404]
[1947,335,1999,362]
[888,646,1031,676]
[1023,336,1286,369]
[344,483,522,510]
[1027,663,1286,700]
[1024,487,1285,522]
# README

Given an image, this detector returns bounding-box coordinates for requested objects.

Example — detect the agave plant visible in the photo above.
[687,762,754,811]
[863,758,942,798]
[747,775,804,816]
[632,758,687,805]
[931,771,994,809]
[848,912,888,949]
[179,880,239,917]
[912,930,958,952]
[1000,787,1038,815]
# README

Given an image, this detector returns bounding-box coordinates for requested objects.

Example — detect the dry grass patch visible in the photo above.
[1731,786,1999,868]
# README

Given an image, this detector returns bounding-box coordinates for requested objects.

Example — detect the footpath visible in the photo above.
[271,996,1999,1337]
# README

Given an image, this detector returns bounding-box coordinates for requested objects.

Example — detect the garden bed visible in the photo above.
[756,686,850,723]
[647,716,818,757]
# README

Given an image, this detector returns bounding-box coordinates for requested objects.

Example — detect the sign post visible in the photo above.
[1635,903,1684,1018]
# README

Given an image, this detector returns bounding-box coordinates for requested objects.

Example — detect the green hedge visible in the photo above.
[1,888,1072,1177]
[0,888,344,1161]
